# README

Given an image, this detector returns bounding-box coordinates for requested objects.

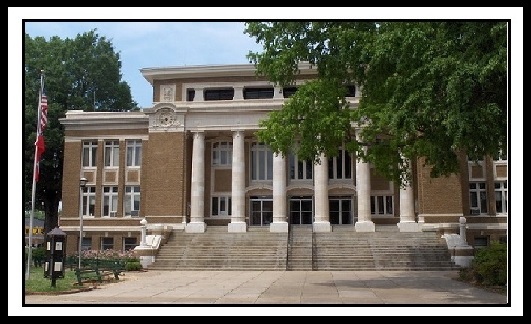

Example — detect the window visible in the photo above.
[329,198,353,224]
[123,238,137,252]
[243,87,274,99]
[474,236,489,249]
[104,140,119,167]
[469,182,487,215]
[82,186,96,217]
[102,186,118,217]
[289,154,313,180]
[345,85,356,97]
[186,89,195,102]
[251,143,273,181]
[212,141,233,166]
[81,237,92,251]
[370,195,393,215]
[495,180,508,214]
[126,140,142,167]
[204,88,234,101]
[329,147,352,180]
[211,196,232,216]
[250,197,273,226]
[82,140,98,167]
[282,86,298,98]
[125,186,140,217]
[101,237,114,251]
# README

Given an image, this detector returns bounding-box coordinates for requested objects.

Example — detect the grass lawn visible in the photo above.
[24,266,80,294]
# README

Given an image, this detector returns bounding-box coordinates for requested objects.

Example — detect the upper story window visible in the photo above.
[82,186,96,217]
[126,140,142,167]
[371,195,393,216]
[495,180,508,214]
[243,87,274,99]
[469,182,487,215]
[212,141,233,167]
[82,140,98,167]
[204,88,234,101]
[282,86,298,98]
[104,140,119,167]
[251,142,273,181]
[289,154,313,180]
[345,85,356,97]
[186,89,195,102]
[329,147,352,180]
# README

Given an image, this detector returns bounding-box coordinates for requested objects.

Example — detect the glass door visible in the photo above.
[290,196,313,225]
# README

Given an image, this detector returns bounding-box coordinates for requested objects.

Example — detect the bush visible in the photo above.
[31,246,46,267]
[459,240,507,287]
[126,261,142,271]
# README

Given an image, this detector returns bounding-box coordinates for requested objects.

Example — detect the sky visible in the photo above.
[10,7,523,316]
[23,21,263,108]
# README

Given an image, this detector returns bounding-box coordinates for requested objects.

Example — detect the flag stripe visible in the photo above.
[40,92,48,132]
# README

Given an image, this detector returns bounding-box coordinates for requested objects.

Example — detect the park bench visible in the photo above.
[74,259,127,285]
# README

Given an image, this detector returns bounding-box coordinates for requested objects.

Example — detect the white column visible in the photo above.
[228,131,247,233]
[270,152,288,232]
[186,132,206,233]
[273,86,283,99]
[314,153,331,232]
[194,87,204,102]
[355,133,375,232]
[398,179,420,232]
[233,86,244,100]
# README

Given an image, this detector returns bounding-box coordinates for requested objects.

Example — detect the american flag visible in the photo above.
[40,90,48,132]
[35,90,48,182]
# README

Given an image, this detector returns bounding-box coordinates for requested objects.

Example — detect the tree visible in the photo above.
[244,22,507,185]
[24,30,138,234]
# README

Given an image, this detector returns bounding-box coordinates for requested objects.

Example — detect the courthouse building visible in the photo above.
[58,63,508,256]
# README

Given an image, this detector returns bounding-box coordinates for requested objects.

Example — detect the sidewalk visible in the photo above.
[22,270,509,315]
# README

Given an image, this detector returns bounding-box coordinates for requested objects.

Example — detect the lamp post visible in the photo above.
[78,177,87,269]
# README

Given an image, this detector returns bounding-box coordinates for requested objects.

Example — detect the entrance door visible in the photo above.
[250,196,273,226]
[329,197,353,224]
[290,197,313,225]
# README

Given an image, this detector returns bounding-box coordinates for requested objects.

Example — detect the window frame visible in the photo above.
[370,195,394,216]
[211,195,232,217]
[469,182,488,215]
[82,186,96,217]
[102,186,118,217]
[104,140,119,168]
[101,237,114,251]
[212,141,233,167]
[126,139,142,167]
[251,142,273,181]
[82,140,98,168]
[124,186,140,217]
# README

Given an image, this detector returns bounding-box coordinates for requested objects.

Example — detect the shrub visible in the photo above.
[459,240,507,287]
[126,261,142,271]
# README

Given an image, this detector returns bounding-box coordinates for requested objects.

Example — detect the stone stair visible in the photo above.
[147,226,287,271]
[147,224,460,271]
[286,225,313,270]
[313,225,459,270]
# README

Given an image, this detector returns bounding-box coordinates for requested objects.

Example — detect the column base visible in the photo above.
[313,221,331,233]
[228,222,247,233]
[398,221,422,232]
[270,222,288,233]
[355,221,375,232]
[185,222,207,233]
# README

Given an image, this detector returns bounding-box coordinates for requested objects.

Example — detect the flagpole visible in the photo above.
[26,71,44,281]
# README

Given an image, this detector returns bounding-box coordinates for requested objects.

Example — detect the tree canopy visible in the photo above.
[245,21,507,185]
[24,29,137,233]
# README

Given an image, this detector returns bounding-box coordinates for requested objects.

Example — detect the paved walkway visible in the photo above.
[22,270,509,313]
